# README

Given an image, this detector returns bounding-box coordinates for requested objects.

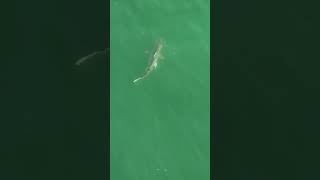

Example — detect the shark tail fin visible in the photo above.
[133,77,143,83]
[133,71,151,84]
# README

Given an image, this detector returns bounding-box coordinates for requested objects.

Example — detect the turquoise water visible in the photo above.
[111,1,210,179]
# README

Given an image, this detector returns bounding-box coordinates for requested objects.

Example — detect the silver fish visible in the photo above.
[133,39,164,83]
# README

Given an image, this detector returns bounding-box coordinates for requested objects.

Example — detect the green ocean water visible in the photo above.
[110,1,210,180]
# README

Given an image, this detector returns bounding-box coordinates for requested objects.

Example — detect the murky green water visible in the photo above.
[111,1,210,180]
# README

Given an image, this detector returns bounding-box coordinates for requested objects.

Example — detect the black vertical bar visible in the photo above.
[106,0,111,179]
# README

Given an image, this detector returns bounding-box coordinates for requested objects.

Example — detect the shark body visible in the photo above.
[75,48,108,66]
[133,39,164,83]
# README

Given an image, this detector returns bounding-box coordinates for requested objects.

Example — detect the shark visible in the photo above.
[133,38,165,83]
[74,48,108,66]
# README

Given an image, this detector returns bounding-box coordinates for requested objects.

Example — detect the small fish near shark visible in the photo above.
[133,38,165,84]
